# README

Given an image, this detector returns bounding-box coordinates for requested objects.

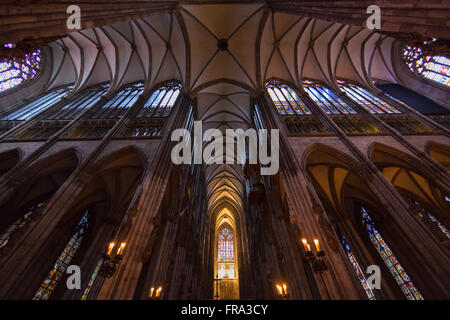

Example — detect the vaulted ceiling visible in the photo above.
[40,3,402,225]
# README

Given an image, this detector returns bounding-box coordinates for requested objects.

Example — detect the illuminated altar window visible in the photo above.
[33,211,89,300]
[337,80,401,114]
[361,207,423,300]
[0,44,41,92]
[403,42,450,87]
[217,227,235,279]
[265,81,311,115]
[341,236,376,300]
[303,80,356,114]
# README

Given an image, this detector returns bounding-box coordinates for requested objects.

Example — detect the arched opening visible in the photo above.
[305,144,426,300]
[0,149,20,176]
[428,142,450,170]
[370,144,450,245]
[0,148,79,252]
[214,208,239,299]
[6,147,145,299]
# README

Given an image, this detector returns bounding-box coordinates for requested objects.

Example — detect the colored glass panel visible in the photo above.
[0,44,41,92]
[337,80,401,114]
[303,80,356,114]
[362,207,423,300]
[33,211,89,300]
[265,81,311,115]
[403,43,450,87]
[138,83,182,118]
[341,236,376,300]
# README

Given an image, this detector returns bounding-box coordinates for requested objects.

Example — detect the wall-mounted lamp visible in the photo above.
[99,241,127,277]
[149,286,163,299]
[275,283,288,298]
[302,238,327,274]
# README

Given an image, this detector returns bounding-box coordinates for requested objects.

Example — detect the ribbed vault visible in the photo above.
[40,4,400,96]
[29,3,407,226]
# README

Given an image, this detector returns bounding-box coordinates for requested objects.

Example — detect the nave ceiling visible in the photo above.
[20,3,403,227]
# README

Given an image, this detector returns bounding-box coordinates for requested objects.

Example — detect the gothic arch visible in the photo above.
[427,142,450,170]
[369,143,450,243]
[0,147,80,233]
[369,143,449,203]
[7,146,146,300]
[304,143,433,300]
[0,148,22,176]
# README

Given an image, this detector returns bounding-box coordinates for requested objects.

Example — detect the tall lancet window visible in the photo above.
[403,41,450,87]
[137,82,181,118]
[265,81,311,115]
[1,86,73,121]
[0,202,45,249]
[0,43,41,92]
[217,228,235,279]
[337,80,401,114]
[89,82,144,119]
[303,80,356,114]
[118,82,182,137]
[361,207,423,300]
[341,236,376,300]
[33,211,89,300]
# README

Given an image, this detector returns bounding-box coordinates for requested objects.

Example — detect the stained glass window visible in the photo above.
[361,207,423,300]
[403,41,450,87]
[1,86,73,121]
[0,202,45,249]
[217,227,235,279]
[337,80,401,114]
[81,258,103,300]
[0,43,41,92]
[265,81,311,115]
[137,82,182,118]
[89,82,144,119]
[33,211,89,300]
[44,84,109,120]
[218,228,234,263]
[341,236,376,300]
[303,80,356,114]
[405,196,450,240]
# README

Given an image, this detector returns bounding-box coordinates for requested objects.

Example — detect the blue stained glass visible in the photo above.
[33,211,89,300]
[361,207,423,300]
[337,80,401,114]
[341,236,376,300]
[303,80,356,114]
[0,44,41,92]
[139,83,181,118]
[265,81,311,115]
[403,44,450,87]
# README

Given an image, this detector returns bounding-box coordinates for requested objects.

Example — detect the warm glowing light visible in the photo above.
[307,244,311,252]
[282,284,287,295]
[301,238,309,251]
[150,287,154,297]
[276,284,283,296]
[313,239,320,252]
[107,242,115,255]
[156,286,162,297]
[117,242,126,255]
